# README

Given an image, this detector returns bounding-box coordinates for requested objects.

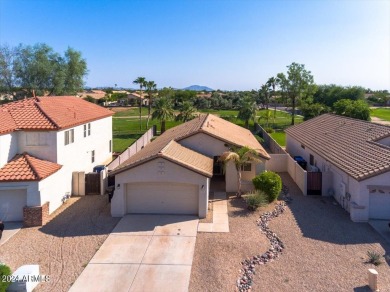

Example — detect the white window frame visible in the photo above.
[64,129,74,145]
[241,163,252,172]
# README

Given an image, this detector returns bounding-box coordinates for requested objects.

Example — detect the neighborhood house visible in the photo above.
[110,114,270,218]
[286,113,390,222]
[0,96,113,226]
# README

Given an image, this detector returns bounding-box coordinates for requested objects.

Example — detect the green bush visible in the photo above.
[244,190,268,210]
[367,251,383,266]
[265,127,275,133]
[252,171,282,202]
[0,263,12,291]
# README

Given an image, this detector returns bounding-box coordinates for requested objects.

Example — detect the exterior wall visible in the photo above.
[265,154,288,172]
[39,168,68,214]
[23,202,49,227]
[18,131,57,162]
[377,136,390,147]
[225,160,266,193]
[0,182,40,207]
[111,158,209,218]
[179,133,230,158]
[350,171,390,222]
[0,132,18,168]
[56,116,113,196]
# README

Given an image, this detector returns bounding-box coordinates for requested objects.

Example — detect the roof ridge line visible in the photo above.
[199,113,210,129]
[159,139,174,154]
[23,153,41,180]
[34,98,60,129]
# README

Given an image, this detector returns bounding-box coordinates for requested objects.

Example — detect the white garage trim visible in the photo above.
[126,182,198,215]
[0,189,27,222]
[369,191,390,220]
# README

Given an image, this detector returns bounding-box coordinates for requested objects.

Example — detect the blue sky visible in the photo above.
[0,0,389,90]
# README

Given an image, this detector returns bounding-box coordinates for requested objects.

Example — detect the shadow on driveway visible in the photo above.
[39,195,120,238]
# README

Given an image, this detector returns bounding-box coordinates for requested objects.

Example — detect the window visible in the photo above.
[84,123,91,137]
[91,150,95,163]
[241,163,252,172]
[64,129,74,145]
[309,154,314,165]
[109,140,112,153]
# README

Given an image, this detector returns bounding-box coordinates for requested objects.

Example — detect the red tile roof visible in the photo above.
[0,153,62,182]
[286,114,390,181]
[0,96,113,133]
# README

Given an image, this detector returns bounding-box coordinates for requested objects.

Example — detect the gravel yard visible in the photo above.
[0,195,120,292]
[190,173,390,292]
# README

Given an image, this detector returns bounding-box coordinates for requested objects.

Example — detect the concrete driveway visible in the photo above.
[69,214,199,292]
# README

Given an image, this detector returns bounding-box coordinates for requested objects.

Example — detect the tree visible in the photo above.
[176,101,197,122]
[277,63,316,125]
[152,97,175,133]
[300,102,329,120]
[333,99,370,120]
[258,109,272,127]
[145,80,157,128]
[5,43,87,96]
[219,146,262,198]
[237,96,257,128]
[133,77,146,131]
[266,77,277,123]
[258,84,270,110]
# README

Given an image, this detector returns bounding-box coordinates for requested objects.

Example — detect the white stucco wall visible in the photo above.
[18,131,57,162]
[111,158,209,218]
[265,154,288,172]
[39,167,68,214]
[179,133,229,157]
[0,132,18,168]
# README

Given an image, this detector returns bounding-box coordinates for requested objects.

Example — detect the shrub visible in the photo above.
[0,263,12,291]
[265,127,275,133]
[367,251,383,266]
[252,171,282,203]
[244,190,268,210]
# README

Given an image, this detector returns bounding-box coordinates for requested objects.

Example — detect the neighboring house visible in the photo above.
[110,114,270,218]
[78,90,107,100]
[285,113,390,222]
[127,92,149,106]
[0,96,113,225]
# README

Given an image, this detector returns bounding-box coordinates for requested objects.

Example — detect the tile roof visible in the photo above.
[0,153,62,182]
[285,114,390,181]
[0,96,113,132]
[110,114,269,176]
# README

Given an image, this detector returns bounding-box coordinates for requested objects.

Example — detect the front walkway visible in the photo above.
[198,192,229,233]
[0,222,22,246]
[69,215,198,292]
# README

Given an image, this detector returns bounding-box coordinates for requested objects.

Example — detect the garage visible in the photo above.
[369,191,390,220]
[0,189,27,221]
[126,182,199,215]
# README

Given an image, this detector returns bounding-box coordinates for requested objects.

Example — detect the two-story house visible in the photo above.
[0,96,113,226]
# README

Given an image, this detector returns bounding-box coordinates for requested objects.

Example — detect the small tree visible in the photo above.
[219,146,262,198]
[152,97,175,133]
[252,171,282,202]
[133,76,146,131]
[175,101,197,122]
[0,263,12,291]
[237,96,257,128]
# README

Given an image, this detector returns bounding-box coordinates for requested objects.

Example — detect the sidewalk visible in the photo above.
[198,192,229,233]
[0,222,23,246]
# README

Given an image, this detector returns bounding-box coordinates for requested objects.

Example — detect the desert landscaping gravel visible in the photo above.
[0,195,119,292]
[190,173,390,292]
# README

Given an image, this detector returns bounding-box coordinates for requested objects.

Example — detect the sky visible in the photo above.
[0,0,389,91]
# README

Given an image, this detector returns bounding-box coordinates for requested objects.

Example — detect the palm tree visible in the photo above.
[237,96,257,128]
[145,80,157,128]
[259,84,270,110]
[175,101,197,122]
[267,77,277,124]
[133,77,146,131]
[258,109,272,127]
[219,146,262,198]
[152,97,175,133]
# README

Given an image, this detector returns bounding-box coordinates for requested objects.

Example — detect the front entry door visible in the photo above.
[213,156,223,176]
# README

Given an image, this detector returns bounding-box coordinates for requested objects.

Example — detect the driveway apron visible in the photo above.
[69,214,199,292]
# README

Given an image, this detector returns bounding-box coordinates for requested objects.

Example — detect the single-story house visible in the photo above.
[285,113,390,222]
[127,92,149,106]
[110,114,270,218]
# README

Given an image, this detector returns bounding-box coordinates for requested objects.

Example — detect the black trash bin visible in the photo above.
[294,156,307,170]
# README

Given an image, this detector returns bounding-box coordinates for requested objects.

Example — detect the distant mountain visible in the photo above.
[183,85,214,91]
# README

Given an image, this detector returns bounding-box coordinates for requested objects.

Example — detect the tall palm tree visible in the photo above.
[237,96,257,129]
[258,109,272,127]
[145,80,157,128]
[219,146,262,198]
[133,76,146,131]
[267,77,277,124]
[259,84,270,110]
[152,97,175,133]
[175,101,197,122]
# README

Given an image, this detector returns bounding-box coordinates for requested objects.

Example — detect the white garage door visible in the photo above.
[126,182,198,215]
[369,192,390,220]
[0,189,27,222]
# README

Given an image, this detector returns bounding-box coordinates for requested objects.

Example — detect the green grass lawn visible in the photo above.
[114,107,149,117]
[371,108,390,121]
[269,131,286,146]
